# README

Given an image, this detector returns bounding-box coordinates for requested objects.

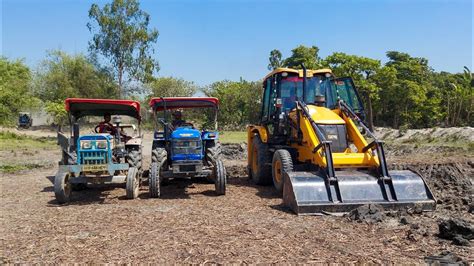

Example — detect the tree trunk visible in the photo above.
[118,62,123,98]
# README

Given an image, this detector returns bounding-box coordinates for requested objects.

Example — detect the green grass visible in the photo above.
[0,131,56,150]
[0,163,44,174]
[219,131,247,144]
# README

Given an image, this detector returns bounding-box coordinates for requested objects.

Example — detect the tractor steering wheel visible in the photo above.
[180,122,194,128]
[94,124,114,134]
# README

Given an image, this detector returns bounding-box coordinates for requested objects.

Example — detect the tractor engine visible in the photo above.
[77,134,113,165]
[170,127,203,174]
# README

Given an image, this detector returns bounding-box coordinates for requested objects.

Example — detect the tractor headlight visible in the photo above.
[96,140,107,149]
[81,141,92,149]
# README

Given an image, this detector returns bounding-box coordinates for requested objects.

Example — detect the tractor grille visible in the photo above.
[80,151,108,165]
[172,138,202,155]
[180,165,196,172]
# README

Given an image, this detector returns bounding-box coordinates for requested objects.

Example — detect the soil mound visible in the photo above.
[438,219,474,246]
[424,251,467,265]
[346,204,385,224]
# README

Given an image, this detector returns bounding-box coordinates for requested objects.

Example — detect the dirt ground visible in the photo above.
[1,128,473,263]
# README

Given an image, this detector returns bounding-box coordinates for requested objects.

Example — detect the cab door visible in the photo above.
[333,77,366,121]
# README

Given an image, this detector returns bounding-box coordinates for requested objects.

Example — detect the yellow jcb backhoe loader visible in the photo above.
[247,65,435,215]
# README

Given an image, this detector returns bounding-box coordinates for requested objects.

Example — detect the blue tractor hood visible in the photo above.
[171,127,201,139]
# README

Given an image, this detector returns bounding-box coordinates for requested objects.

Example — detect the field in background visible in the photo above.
[219,131,247,143]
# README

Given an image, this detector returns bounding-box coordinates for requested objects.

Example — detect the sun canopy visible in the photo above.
[149,97,219,111]
[65,98,141,120]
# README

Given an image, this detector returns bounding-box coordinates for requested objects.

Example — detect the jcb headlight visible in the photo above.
[97,141,107,149]
[81,141,92,149]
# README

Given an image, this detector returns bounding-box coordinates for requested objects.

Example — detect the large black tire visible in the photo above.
[54,171,71,203]
[206,141,222,166]
[214,160,226,195]
[249,135,272,185]
[127,149,142,171]
[272,149,294,194]
[151,147,167,164]
[126,167,139,199]
[149,162,161,198]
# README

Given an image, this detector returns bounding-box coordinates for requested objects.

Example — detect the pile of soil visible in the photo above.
[221,143,247,160]
[390,162,473,213]
[438,219,474,246]
[346,204,386,224]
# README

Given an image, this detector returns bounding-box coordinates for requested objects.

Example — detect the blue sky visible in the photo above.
[1,0,473,85]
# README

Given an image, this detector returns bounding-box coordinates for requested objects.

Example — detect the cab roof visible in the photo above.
[264,67,333,80]
[65,98,141,120]
[149,97,219,111]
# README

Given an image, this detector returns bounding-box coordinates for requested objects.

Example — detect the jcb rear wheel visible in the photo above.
[272,149,294,194]
[214,160,226,195]
[126,167,139,199]
[249,136,272,185]
[54,171,71,204]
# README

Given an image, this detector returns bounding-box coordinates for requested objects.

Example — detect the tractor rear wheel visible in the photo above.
[205,141,222,183]
[272,149,294,194]
[54,171,72,203]
[249,136,272,185]
[149,162,161,198]
[126,167,140,199]
[214,160,226,195]
[127,149,142,172]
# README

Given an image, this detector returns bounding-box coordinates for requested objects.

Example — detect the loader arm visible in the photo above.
[283,101,436,214]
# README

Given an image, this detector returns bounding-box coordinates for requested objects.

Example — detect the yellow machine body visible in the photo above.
[247,67,435,214]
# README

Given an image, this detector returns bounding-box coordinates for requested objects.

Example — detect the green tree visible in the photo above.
[34,50,118,103]
[0,57,35,125]
[283,45,322,69]
[268,49,283,70]
[88,0,159,96]
[324,52,381,129]
[204,79,262,129]
[377,51,436,128]
[147,77,197,98]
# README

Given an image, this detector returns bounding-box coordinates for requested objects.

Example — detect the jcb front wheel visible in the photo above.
[126,167,140,199]
[54,171,72,204]
[272,149,294,194]
[214,160,226,195]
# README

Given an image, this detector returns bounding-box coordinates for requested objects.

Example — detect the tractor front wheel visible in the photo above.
[54,171,72,203]
[149,162,161,198]
[126,167,140,199]
[272,149,294,194]
[214,160,226,195]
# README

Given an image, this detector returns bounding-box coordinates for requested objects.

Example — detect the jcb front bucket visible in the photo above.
[282,170,436,215]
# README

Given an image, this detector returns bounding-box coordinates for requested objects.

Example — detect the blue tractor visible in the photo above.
[148,97,226,197]
[18,112,32,129]
[54,98,143,203]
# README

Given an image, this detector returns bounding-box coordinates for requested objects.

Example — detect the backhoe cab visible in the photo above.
[248,66,435,215]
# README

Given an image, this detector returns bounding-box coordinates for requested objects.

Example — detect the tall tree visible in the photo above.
[283,45,322,69]
[324,52,381,130]
[379,51,434,128]
[204,79,262,129]
[268,49,283,70]
[87,0,159,97]
[34,50,118,103]
[0,57,34,125]
[147,77,197,98]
